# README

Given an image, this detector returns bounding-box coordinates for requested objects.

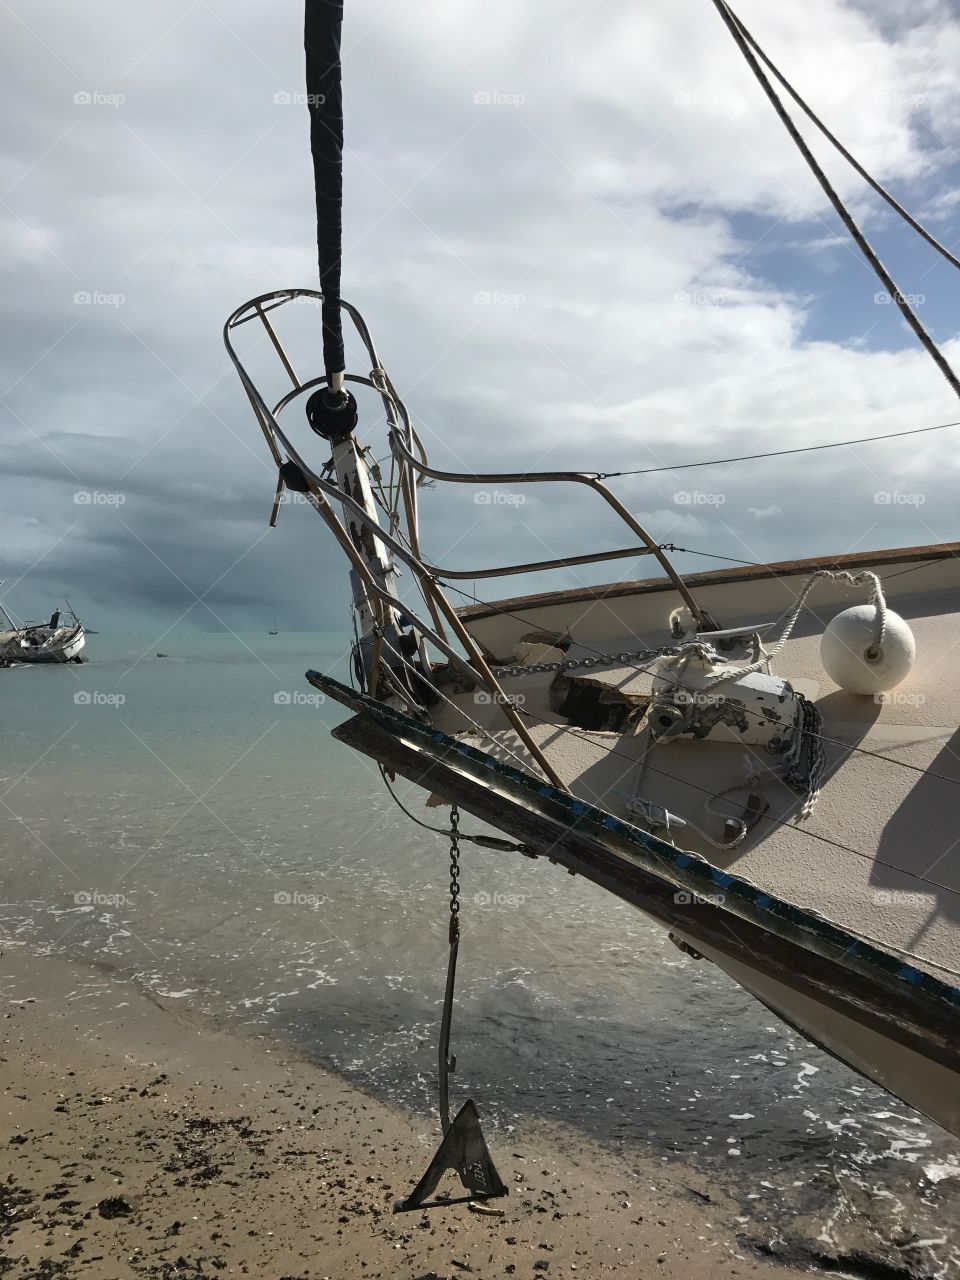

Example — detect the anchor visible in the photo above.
[394,806,508,1212]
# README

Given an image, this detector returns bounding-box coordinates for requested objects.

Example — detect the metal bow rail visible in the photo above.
[224,289,710,787]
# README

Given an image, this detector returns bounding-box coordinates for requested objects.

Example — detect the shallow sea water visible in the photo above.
[1,632,957,1272]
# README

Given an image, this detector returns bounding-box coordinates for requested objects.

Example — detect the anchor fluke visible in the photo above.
[393,1099,508,1213]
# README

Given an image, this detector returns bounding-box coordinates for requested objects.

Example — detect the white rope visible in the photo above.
[686,806,750,851]
[700,568,888,690]
[649,570,879,840]
[701,765,765,849]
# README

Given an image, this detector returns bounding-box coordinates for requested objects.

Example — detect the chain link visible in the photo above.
[489,647,667,680]
[448,804,461,941]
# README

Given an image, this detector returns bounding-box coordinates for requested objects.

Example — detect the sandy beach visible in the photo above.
[4,638,957,1278]
[0,945,830,1280]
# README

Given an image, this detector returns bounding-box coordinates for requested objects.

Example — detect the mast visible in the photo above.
[0,582,18,632]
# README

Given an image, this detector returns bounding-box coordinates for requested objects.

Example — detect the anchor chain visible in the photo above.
[448,804,462,943]
[490,647,668,680]
[393,810,515,1208]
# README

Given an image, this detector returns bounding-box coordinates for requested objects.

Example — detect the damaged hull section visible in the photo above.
[310,669,960,1138]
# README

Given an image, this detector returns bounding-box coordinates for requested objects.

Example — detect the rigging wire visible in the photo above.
[513,701,960,901]
[594,417,960,481]
[378,763,454,836]
[711,0,960,402]
[375,631,539,780]
[378,762,532,856]
[658,546,951,583]
[724,4,960,275]
[374,624,960,909]
[437,577,960,791]
[367,621,960,980]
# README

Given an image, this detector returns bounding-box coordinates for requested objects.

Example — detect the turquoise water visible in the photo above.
[2,632,958,1269]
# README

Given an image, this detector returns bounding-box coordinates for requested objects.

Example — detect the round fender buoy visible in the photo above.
[820,605,915,695]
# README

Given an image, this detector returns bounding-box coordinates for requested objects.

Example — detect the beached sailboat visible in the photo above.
[0,599,85,667]
[225,0,960,1164]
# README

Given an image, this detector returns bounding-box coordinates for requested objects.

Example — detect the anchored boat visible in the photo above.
[225,0,960,1174]
[0,601,85,667]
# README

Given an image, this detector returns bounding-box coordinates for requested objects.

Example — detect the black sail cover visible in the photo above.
[305,0,346,378]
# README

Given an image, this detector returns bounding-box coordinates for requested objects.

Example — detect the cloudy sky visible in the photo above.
[2,0,959,635]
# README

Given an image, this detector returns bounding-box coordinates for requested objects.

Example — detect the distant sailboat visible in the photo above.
[0,595,85,666]
[268,617,279,635]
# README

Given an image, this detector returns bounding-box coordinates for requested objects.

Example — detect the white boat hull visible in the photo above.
[311,628,960,1140]
[672,929,960,1137]
[0,623,85,665]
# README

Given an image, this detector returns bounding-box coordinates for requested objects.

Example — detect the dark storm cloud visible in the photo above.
[2,0,959,640]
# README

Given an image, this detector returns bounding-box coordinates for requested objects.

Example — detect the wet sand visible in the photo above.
[0,945,823,1280]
